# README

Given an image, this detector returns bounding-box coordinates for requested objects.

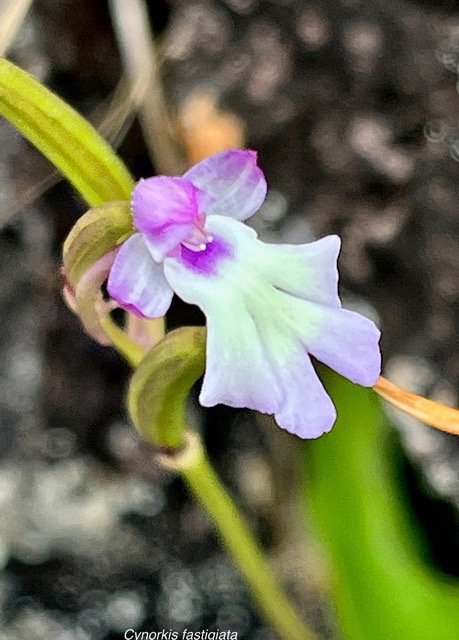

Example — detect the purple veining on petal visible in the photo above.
[107,233,174,318]
[183,149,267,221]
[179,236,233,275]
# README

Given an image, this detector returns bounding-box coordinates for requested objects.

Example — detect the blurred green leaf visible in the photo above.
[0,59,134,205]
[302,370,459,640]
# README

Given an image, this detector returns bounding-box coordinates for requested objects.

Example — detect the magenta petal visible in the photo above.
[132,176,213,261]
[133,176,211,230]
[183,149,267,221]
[107,233,173,318]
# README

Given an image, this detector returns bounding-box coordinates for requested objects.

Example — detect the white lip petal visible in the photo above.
[163,216,341,437]
[258,235,342,308]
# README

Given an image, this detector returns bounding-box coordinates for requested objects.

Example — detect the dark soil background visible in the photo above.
[0,0,459,638]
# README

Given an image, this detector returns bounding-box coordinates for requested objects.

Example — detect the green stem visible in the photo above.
[182,445,317,640]
[115,326,315,638]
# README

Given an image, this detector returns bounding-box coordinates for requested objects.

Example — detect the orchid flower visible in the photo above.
[107,149,381,438]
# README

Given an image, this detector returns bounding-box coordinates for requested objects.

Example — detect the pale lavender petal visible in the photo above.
[271,348,337,438]
[183,149,267,221]
[198,294,282,415]
[287,296,381,386]
[258,235,342,308]
[107,233,173,318]
[132,176,213,261]
[142,223,195,263]
[251,311,337,437]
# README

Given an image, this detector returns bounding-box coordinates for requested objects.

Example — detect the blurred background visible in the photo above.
[0,0,458,638]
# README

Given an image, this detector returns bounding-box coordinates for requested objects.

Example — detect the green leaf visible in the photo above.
[302,371,459,640]
[0,59,134,205]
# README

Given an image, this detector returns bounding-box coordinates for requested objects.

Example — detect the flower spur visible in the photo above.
[107,149,381,438]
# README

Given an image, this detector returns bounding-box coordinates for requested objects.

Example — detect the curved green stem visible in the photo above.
[101,315,145,367]
[182,445,316,640]
[123,327,315,639]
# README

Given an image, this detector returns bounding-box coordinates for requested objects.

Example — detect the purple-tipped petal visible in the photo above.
[288,297,381,386]
[107,233,173,318]
[265,339,337,439]
[246,306,337,437]
[183,149,267,221]
[132,176,213,261]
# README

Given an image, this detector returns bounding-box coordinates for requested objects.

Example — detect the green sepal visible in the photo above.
[63,200,133,286]
[127,326,206,448]
[0,59,134,205]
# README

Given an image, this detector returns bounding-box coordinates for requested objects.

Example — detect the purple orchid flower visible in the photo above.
[107,149,381,438]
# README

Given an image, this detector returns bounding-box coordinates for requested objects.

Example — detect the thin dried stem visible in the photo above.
[0,0,34,57]
[0,75,139,228]
[92,76,140,144]
[109,0,186,175]
[374,375,459,436]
